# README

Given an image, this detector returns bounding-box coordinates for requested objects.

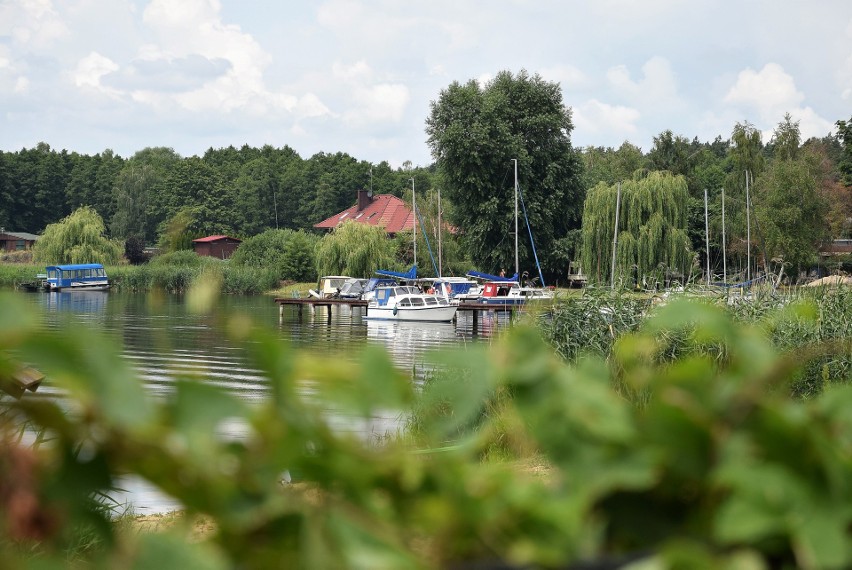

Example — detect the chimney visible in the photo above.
[357,189,371,211]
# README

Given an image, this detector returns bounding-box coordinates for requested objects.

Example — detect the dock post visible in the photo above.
[472,308,479,336]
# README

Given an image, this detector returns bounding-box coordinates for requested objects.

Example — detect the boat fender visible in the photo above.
[393,306,398,316]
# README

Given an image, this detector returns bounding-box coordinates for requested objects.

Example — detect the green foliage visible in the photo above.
[315,220,397,277]
[32,206,123,265]
[581,171,693,285]
[425,69,585,280]
[229,229,319,282]
[837,116,852,187]
[755,150,830,273]
[2,285,852,568]
[157,207,200,253]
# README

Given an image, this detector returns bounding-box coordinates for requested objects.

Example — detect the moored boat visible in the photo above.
[44,263,110,291]
[308,275,351,298]
[365,286,457,322]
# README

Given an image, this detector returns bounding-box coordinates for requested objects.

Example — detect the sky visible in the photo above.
[1,0,851,168]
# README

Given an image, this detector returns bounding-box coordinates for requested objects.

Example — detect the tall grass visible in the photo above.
[539,285,852,398]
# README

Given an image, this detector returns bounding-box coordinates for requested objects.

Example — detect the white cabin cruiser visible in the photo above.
[364,286,457,322]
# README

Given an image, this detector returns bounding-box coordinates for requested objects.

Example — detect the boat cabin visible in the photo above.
[309,275,352,298]
[44,263,110,291]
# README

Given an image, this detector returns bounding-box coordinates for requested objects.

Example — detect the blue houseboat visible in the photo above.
[44,263,110,291]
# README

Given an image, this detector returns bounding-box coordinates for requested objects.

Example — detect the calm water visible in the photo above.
[11,290,509,513]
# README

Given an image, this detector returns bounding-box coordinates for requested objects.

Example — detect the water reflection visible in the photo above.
[11,291,515,513]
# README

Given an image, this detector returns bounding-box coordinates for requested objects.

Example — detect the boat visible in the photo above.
[337,278,368,299]
[464,269,553,305]
[364,286,457,322]
[361,277,399,300]
[44,263,110,291]
[423,276,480,303]
[308,275,351,298]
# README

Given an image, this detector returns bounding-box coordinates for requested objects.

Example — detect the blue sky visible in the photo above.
[1,0,850,167]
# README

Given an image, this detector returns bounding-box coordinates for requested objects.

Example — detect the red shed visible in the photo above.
[192,235,242,259]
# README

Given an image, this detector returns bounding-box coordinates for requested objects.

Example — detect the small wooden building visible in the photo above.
[0,230,39,252]
[192,235,242,259]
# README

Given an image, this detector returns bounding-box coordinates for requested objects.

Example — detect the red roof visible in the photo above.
[314,194,414,234]
[192,235,242,243]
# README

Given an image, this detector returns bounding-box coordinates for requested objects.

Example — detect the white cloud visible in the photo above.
[72,52,119,91]
[573,99,641,142]
[539,64,588,89]
[345,83,409,125]
[724,63,804,117]
[2,0,69,48]
[606,57,680,110]
[15,76,30,93]
[723,63,834,140]
[332,60,372,81]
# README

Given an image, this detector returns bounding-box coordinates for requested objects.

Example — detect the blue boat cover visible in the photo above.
[466,270,518,282]
[375,265,417,280]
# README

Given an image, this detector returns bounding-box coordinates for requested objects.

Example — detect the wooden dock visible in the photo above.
[273,296,520,332]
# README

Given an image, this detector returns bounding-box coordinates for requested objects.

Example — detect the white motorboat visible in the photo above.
[364,286,457,322]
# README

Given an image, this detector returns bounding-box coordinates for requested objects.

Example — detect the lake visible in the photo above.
[11,290,509,513]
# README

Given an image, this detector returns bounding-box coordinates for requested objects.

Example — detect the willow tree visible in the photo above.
[581,171,692,286]
[33,206,122,265]
[314,220,397,278]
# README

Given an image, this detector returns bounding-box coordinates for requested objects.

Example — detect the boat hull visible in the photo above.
[365,305,457,322]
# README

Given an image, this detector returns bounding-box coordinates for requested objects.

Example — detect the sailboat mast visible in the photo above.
[513,159,519,278]
[411,178,416,270]
[704,188,710,286]
[745,170,751,283]
[437,187,443,278]
[611,182,621,288]
[722,187,727,285]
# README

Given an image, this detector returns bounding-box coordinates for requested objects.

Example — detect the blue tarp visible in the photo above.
[466,270,518,282]
[375,265,417,280]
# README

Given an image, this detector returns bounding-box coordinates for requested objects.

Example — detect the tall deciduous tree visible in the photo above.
[581,171,692,286]
[33,206,122,264]
[425,70,585,280]
[756,115,830,275]
[836,116,852,188]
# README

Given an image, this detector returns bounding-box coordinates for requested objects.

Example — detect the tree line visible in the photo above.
[1,70,850,284]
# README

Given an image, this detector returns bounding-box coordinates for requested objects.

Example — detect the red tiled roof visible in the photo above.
[192,235,242,243]
[313,194,414,234]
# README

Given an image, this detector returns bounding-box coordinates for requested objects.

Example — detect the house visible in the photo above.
[314,190,414,236]
[0,230,39,252]
[820,238,852,257]
[192,235,242,259]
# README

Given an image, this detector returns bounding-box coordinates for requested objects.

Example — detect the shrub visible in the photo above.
[230,229,319,282]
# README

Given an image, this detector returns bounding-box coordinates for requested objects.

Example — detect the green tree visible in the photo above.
[836,116,852,187]
[425,70,585,281]
[315,220,397,277]
[157,207,201,253]
[581,171,693,285]
[111,163,154,242]
[755,116,830,274]
[32,205,122,264]
[230,229,319,282]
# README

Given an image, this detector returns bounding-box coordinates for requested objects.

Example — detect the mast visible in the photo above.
[745,170,751,283]
[704,188,710,286]
[411,178,416,270]
[513,159,519,278]
[610,182,621,288]
[437,187,443,278]
[722,187,727,285]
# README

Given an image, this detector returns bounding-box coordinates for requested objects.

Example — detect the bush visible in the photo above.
[230,229,319,282]
[2,288,852,568]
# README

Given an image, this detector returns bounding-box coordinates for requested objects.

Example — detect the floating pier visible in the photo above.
[273,297,519,333]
